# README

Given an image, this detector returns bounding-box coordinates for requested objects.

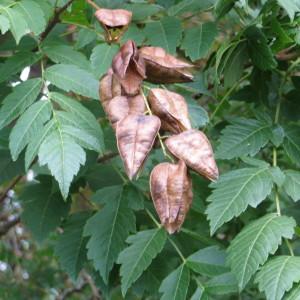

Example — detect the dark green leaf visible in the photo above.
[84,186,136,283]
[45,64,99,99]
[227,214,295,289]
[206,167,275,234]
[181,23,217,61]
[159,264,190,300]
[187,246,228,276]
[255,256,300,300]
[144,16,182,54]
[118,228,167,296]
[55,212,91,280]
[21,180,69,242]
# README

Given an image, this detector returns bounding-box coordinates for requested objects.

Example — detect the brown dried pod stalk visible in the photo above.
[112,40,146,95]
[106,95,146,129]
[150,160,193,234]
[165,130,219,181]
[139,46,193,84]
[99,68,122,112]
[116,114,161,179]
[148,88,191,133]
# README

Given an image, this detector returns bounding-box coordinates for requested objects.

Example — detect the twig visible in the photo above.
[0,175,23,205]
[82,270,101,300]
[86,0,101,10]
[39,0,75,43]
[0,215,20,237]
[97,152,118,163]
[57,281,88,300]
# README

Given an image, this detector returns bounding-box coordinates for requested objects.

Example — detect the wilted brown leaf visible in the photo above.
[112,40,146,95]
[116,114,161,179]
[148,88,191,133]
[150,160,193,234]
[106,95,146,128]
[95,8,132,28]
[99,68,122,112]
[139,46,193,84]
[165,130,219,181]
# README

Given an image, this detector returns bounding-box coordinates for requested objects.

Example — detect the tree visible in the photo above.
[0,0,300,299]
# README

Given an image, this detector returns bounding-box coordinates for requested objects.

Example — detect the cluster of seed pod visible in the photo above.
[96,8,218,234]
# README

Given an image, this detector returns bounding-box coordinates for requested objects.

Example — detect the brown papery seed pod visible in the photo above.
[95,8,132,28]
[99,68,122,112]
[148,88,191,133]
[150,160,193,234]
[112,40,146,95]
[139,46,193,84]
[106,95,146,129]
[165,129,219,181]
[116,114,161,180]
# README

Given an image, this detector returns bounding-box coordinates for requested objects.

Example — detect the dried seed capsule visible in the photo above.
[99,68,122,112]
[116,114,161,180]
[148,88,191,133]
[95,8,132,28]
[112,40,146,95]
[106,95,146,129]
[150,160,193,234]
[165,129,219,181]
[139,46,193,84]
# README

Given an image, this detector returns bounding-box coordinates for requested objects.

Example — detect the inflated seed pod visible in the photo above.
[112,40,146,95]
[165,129,219,181]
[150,160,193,234]
[106,95,146,129]
[148,88,191,133]
[116,114,161,180]
[139,46,193,84]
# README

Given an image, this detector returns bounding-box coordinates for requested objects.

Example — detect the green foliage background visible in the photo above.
[0,0,300,299]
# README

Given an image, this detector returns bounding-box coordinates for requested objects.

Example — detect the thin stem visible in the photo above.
[272,74,294,256]
[145,209,186,263]
[209,72,250,126]
[86,0,101,10]
[145,208,161,228]
[167,237,186,263]
[285,239,295,256]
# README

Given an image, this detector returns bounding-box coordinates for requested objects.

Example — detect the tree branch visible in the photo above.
[0,215,20,237]
[0,175,23,205]
[97,152,118,163]
[39,0,75,43]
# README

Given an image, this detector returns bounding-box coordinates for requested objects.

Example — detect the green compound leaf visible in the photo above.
[216,118,272,160]
[159,264,190,300]
[227,214,295,290]
[118,228,167,296]
[255,256,300,300]
[206,167,276,234]
[55,212,91,281]
[144,16,182,54]
[9,100,52,161]
[181,22,218,61]
[84,186,136,284]
[45,64,99,99]
[0,78,42,130]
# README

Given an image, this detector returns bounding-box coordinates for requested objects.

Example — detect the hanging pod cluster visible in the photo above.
[97,9,218,234]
